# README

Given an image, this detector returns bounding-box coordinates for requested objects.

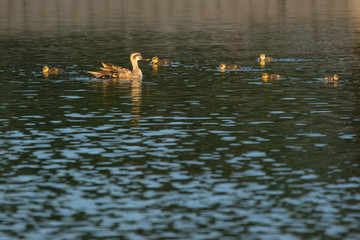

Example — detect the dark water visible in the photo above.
[1,0,360,239]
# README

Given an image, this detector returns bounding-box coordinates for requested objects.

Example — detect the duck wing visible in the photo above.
[101,61,116,68]
[101,62,127,71]
[100,62,135,78]
[88,71,113,79]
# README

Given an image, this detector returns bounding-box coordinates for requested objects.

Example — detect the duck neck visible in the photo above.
[131,59,142,78]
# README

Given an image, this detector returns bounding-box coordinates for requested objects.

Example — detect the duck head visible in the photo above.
[130,52,149,62]
[219,63,227,71]
[262,73,270,79]
[131,52,143,61]
[150,57,159,64]
[43,66,49,73]
[259,54,266,61]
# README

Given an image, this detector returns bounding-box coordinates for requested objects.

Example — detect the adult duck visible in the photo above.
[89,52,148,79]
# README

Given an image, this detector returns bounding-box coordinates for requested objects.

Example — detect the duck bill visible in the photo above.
[140,58,150,61]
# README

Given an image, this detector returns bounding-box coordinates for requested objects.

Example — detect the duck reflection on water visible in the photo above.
[90,77,143,130]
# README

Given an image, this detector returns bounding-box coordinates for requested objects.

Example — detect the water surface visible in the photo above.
[1,0,360,239]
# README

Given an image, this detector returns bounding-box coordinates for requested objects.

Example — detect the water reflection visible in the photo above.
[152,64,159,76]
[130,79,142,129]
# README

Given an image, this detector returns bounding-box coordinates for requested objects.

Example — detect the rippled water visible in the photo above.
[1,0,360,239]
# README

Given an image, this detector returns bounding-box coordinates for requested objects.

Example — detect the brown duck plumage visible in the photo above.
[89,52,148,79]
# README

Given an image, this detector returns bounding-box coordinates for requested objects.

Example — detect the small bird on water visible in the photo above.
[323,74,339,82]
[42,65,63,76]
[258,54,274,62]
[150,57,172,66]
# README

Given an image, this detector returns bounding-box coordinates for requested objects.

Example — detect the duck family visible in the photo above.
[43,52,339,83]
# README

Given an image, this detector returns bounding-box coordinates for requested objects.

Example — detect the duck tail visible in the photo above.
[88,71,104,78]
[101,62,115,68]
[100,67,112,71]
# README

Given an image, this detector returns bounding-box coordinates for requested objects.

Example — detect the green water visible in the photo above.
[0,0,360,239]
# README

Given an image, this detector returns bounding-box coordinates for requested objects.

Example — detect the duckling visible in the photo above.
[43,65,63,75]
[112,72,119,78]
[262,73,283,80]
[219,63,241,71]
[258,54,274,62]
[87,71,118,79]
[150,56,172,66]
[323,74,339,82]
[89,52,148,79]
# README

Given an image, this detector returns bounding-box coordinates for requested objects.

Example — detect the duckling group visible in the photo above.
[42,52,339,83]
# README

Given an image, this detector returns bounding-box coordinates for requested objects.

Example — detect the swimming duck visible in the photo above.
[219,63,241,71]
[43,65,63,75]
[87,71,118,79]
[258,54,274,62]
[89,52,148,79]
[262,73,283,80]
[323,74,339,82]
[150,57,172,66]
